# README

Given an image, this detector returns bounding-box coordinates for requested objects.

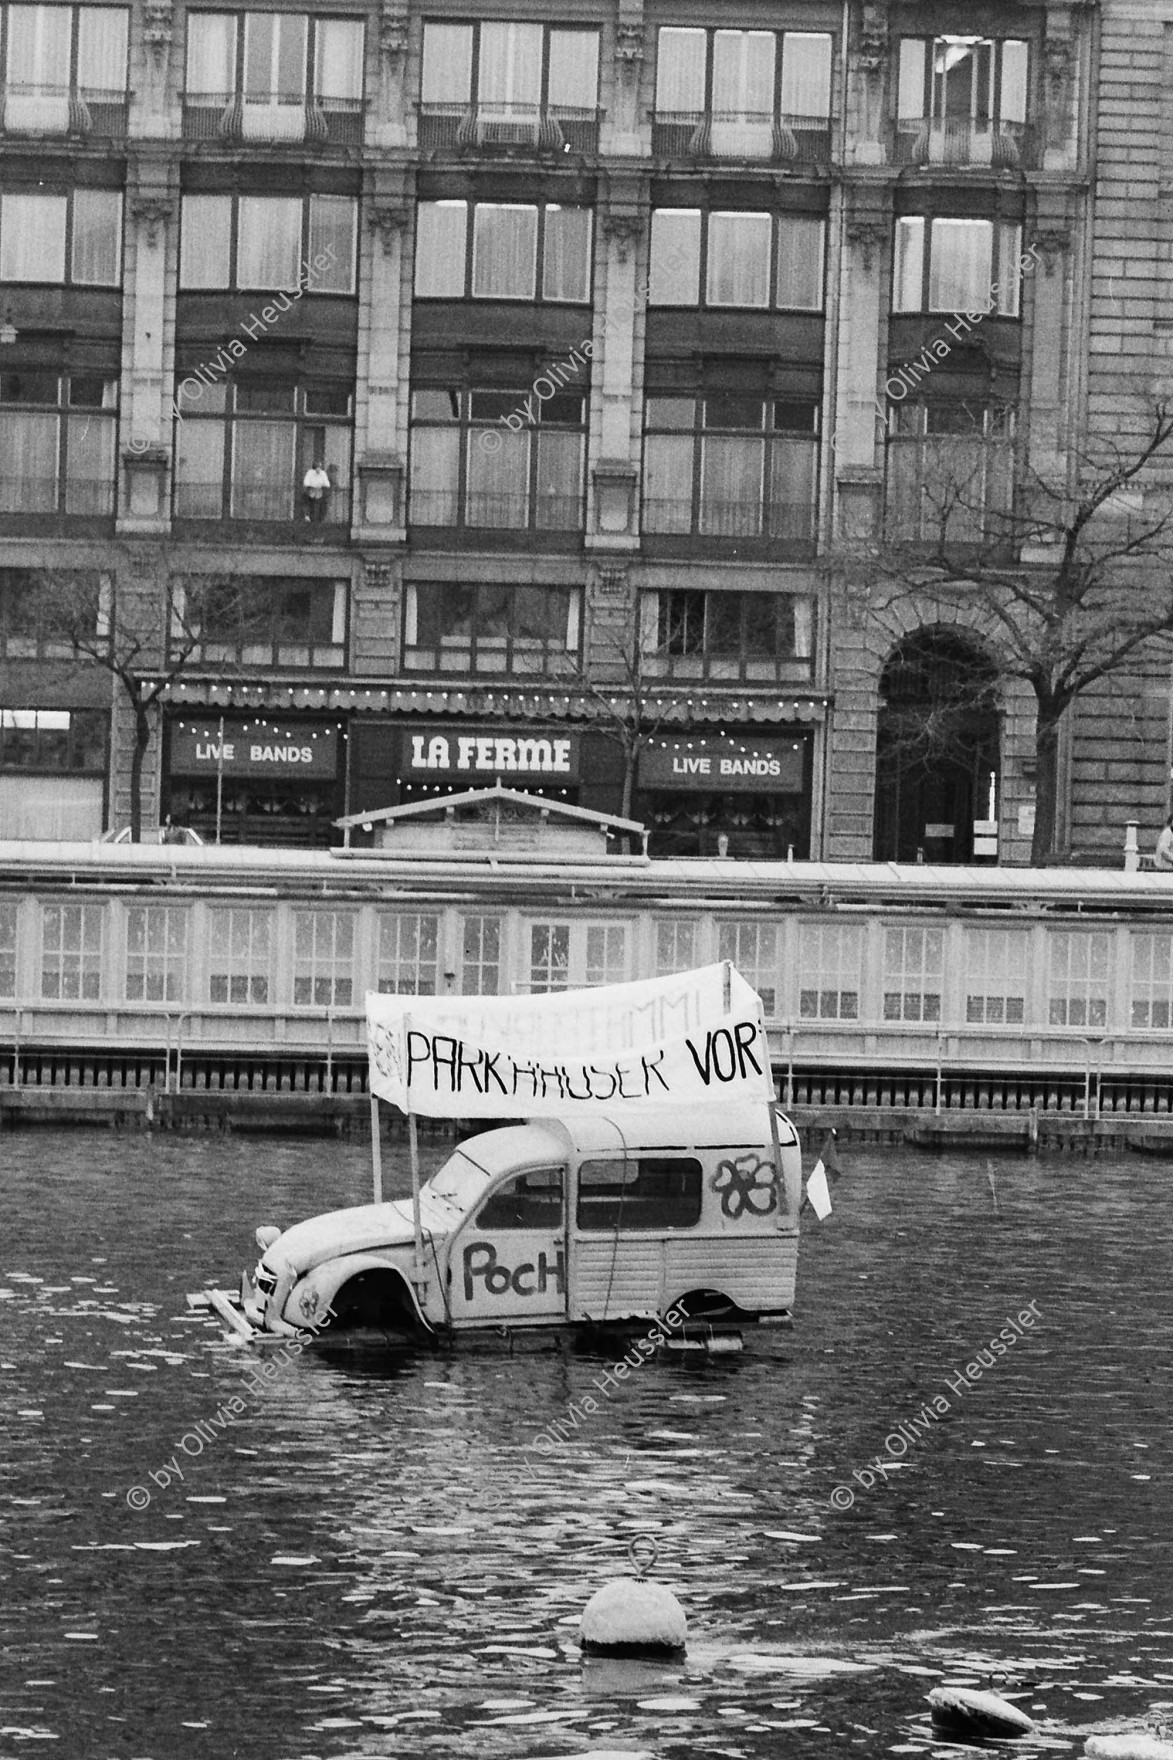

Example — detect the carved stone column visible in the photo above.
[120,188,175,529]
[589,197,644,549]
[355,188,410,538]
[832,203,890,540]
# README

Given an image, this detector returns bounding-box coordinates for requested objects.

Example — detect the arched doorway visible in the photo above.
[873,629,1000,864]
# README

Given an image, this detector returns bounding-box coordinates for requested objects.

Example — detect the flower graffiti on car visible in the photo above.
[711,1152,778,1219]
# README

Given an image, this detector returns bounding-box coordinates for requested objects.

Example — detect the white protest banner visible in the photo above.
[366,963,770,1119]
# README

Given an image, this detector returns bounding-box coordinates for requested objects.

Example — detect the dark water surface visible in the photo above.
[2,1130,1171,1759]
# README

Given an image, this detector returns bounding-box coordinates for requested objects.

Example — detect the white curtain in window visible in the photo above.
[781,32,832,117]
[185,11,234,92]
[642,433,693,531]
[1000,41,1028,124]
[995,222,1022,316]
[0,192,67,280]
[0,412,58,511]
[541,206,590,301]
[893,217,925,311]
[472,204,536,298]
[776,214,824,309]
[534,430,583,528]
[314,19,363,102]
[408,426,460,523]
[712,30,774,116]
[700,436,764,535]
[706,212,771,307]
[548,30,598,109]
[897,39,926,118]
[7,5,70,87]
[414,201,467,296]
[466,427,528,526]
[77,7,127,92]
[769,439,817,538]
[420,23,471,104]
[244,12,305,98]
[655,28,705,113]
[477,22,542,112]
[649,209,700,305]
[174,419,225,514]
[70,189,122,285]
[929,218,992,311]
[64,412,115,512]
[237,196,301,290]
[232,421,295,519]
[308,195,355,292]
[179,194,231,288]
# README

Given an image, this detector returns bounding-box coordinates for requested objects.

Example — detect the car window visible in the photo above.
[476,1166,564,1230]
[576,1157,703,1231]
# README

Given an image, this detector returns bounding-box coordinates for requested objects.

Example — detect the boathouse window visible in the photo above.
[1047,931,1109,1029]
[292,909,354,1006]
[0,901,16,996]
[717,921,778,1017]
[527,921,629,992]
[125,906,188,1003]
[883,926,942,1022]
[460,914,501,995]
[656,919,700,974]
[476,1167,563,1230]
[40,901,103,1001]
[964,928,1028,1025]
[209,907,271,1004]
[1130,933,1173,1030]
[576,1157,703,1231]
[376,912,439,996]
[799,922,863,1020]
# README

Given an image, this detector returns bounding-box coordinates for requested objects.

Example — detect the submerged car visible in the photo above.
[246,1101,803,1348]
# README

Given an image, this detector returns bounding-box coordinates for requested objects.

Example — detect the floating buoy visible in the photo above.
[928,1685,1034,1740]
[579,1536,687,1658]
[1085,1735,1173,1758]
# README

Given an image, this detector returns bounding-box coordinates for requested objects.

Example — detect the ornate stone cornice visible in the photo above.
[846,217,887,273]
[368,204,410,255]
[131,197,174,247]
[379,0,408,64]
[603,212,643,262]
[1034,227,1071,277]
[856,0,888,77]
[142,0,173,73]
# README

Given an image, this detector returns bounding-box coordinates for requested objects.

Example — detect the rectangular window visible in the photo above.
[377,912,439,995]
[173,384,352,525]
[409,387,587,531]
[529,920,569,993]
[577,1156,703,1231]
[209,907,271,1004]
[179,576,347,667]
[643,398,819,546]
[1131,934,1173,1030]
[0,706,107,769]
[655,919,698,974]
[40,901,102,1000]
[525,920,628,991]
[178,193,357,294]
[886,402,1015,545]
[0,900,17,996]
[896,37,1031,166]
[461,914,501,995]
[964,928,1028,1025]
[717,920,778,1017]
[894,215,1022,317]
[184,12,364,142]
[1047,932,1110,1029]
[3,5,129,135]
[415,200,590,303]
[653,26,832,160]
[418,21,599,150]
[650,207,824,311]
[125,905,188,1003]
[404,582,581,674]
[882,926,942,1023]
[0,373,118,516]
[645,587,814,684]
[292,910,354,1006]
[799,922,864,1020]
[585,925,627,988]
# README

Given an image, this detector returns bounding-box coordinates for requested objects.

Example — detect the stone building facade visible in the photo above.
[0,0,1165,862]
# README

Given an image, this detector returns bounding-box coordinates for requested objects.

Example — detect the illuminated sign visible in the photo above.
[402,725,580,781]
[169,720,340,777]
[639,735,805,792]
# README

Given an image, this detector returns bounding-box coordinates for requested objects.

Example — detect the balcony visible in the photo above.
[173,483,352,526]
[408,488,586,531]
[651,110,831,165]
[417,102,600,156]
[182,93,365,147]
[0,477,115,518]
[892,117,1038,172]
[1,83,127,138]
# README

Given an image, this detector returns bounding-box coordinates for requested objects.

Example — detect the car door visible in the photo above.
[447,1164,567,1326]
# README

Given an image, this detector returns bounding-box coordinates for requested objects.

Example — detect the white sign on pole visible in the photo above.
[366,963,770,1120]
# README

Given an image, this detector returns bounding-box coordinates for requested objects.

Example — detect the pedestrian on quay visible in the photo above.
[1155,814,1173,871]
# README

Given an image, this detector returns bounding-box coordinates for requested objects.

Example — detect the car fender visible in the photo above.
[281,1250,432,1333]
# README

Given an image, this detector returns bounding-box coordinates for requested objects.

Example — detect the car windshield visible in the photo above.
[425,1150,489,1215]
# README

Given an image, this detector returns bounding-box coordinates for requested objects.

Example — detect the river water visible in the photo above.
[2,1128,1171,1759]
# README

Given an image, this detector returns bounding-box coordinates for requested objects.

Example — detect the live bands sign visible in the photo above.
[639,735,805,793]
[170,721,339,778]
[402,724,580,782]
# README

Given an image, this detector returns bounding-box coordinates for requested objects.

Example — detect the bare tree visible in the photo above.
[846,397,1173,863]
[27,550,265,842]
[549,610,680,826]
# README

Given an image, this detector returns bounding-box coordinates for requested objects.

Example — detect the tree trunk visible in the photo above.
[128,698,152,844]
[1030,695,1066,866]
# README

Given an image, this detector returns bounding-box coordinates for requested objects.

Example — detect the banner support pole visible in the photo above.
[404,1011,425,1300]
[370,1093,382,1203]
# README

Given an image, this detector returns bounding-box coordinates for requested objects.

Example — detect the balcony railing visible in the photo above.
[0,477,115,517]
[403,637,577,675]
[174,639,346,670]
[408,487,586,530]
[182,92,365,146]
[1,83,127,137]
[174,482,352,524]
[642,499,816,542]
[647,648,812,685]
[418,101,600,154]
[651,110,831,164]
[892,117,1037,170]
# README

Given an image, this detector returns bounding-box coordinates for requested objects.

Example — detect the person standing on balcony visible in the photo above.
[303,461,331,522]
